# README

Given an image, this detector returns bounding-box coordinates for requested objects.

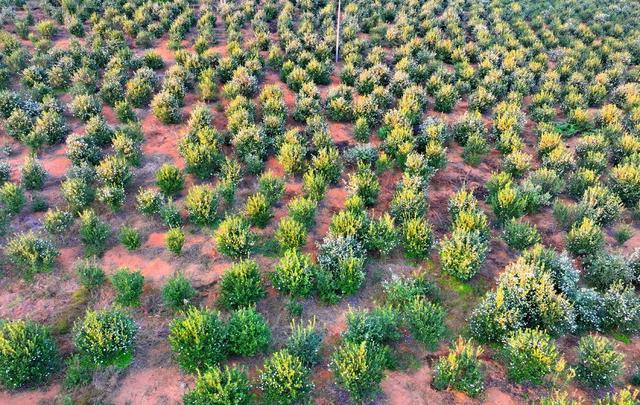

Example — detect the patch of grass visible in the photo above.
[50,288,89,335]
[613,332,631,345]
[254,238,280,257]
[388,349,422,371]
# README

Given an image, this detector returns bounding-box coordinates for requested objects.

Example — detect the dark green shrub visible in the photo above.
[576,335,623,388]
[214,215,255,258]
[73,308,137,367]
[405,296,446,350]
[169,307,227,373]
[78,209,110,257]
[43,208,73,234]
[343,306,401,345]
[330,340,388,403]
[70,94,101,121]
[151,91,182,124]
[162,273,196,311]
[286,319,323,367]
[218,259,265,310]
[5,232,58,277]
[119,226,141,251]
[110,268,144,307]
[502,219,541,251]
[156,163,184,196]
[183,365,251,405]
[271,249,315,298]
[433,338,484,397]
[166,228,185,255]
[227,307,270,357]
[366,213,398,256]
[257,171,285,206]
[21,154,46,190]
[75,259,105,290]
[0,320,58,390]
[566,217,604,256]
[259,350,313,405]
[316,235,366,302]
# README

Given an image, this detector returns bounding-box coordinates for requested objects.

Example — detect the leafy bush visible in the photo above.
[439,229,488,281]
[214,215,255,258]
[166,228,185,255]
[185,184,218,226]
[0,182,25,214]
[502,219,541,251]
[151,91,182,124]
[156,163,184,195]
[78,209,110,257]
[405,296,446,350]
[75,259,105,290]
[110,268,144,307]
[566,217,604,256]
[169,307,227,373]
[343,306,401,345]
[330,340,387,403]
[218,259,265,310]
[43,208,73,235]
[21,154,46,190]
[576,335,623,388]
[183,365,251,405]
[315,235,366,302]
[136,188,163,216]
[259,350,313,405]
[119,226,141,251]
[401,216,434,260]
[610,163,640,207]
[73,308,137,367]
[366,213,398,256]
[583,253,632,291]
[70,94,101,121]
[272,249,315,298]
[433,338,484,397]
[503,328,568,385]
[162,273,196,311]
[227,307,271,356]
[245,192,272,228]
[286,319,323,367]
[434,84,459,113]
[62,177,94,213]
[5,232,58,277]
[0,320,58,390]
[257,171,285,206]
[275,217,307,251]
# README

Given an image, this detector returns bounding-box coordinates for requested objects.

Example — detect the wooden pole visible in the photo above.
[335,0,341,63]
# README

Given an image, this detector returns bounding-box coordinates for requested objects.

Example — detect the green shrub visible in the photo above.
[78,209,110,257]
[593,388,639,405]
[433,338,484,397]
[0,182,25,214]
[73,308,137,367]
[110,268,144,307]
[583,253,632,291]
[5,232,58,277]
[166,228,185,255]
[503,328,568,385]
[245,192,272,228]
[43,208,73,235]
[75,259,105,290]
[61,177,94,213]
[286,319,323,367]
[302,169,328,201]
[96,155,131,188]
[21,155,46,190]
[218,260,265,310]
[343,306,401,345]
[70,94,101,122]
[316,235,366,302]
[183,365,251,405]
[401,216,434,260]
[169,307,227,373]
[0,320,58,390]
[347,164,380,207]
[275,217,307,251]
[136,188,163,216]
[366,213,398,256]
[576,335,623,388]
[227,307,271,357]
[156,163,184,196]
[162,273,196,311]
[566,217,604,256]
[259,349,313,405]
[151,91,182,124]
[272,249,315,298]
[97,185,126,211]
[434,84,459,113]
[502,219,541,251]
[330,340,387,403]
[490,184,526,222]
[119,226,141,251]
[214,215,255,258]
[287,196,318,228]
[405,296,446,350]
[610,163,640,207]
[257,171,285,206]
[439,229,488,281]
[185,184,218,226]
